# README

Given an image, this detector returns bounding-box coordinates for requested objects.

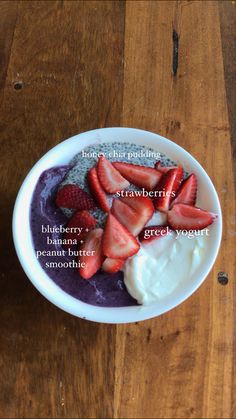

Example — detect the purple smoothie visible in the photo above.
[30,166,137,307]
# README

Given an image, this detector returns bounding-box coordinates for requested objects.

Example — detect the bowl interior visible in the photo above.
[13,128,222,323]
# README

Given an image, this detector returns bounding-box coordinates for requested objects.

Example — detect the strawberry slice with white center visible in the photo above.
[87,166,110,212]
[138,225,171,243]
[102,257,124,273]
[154,161,177,173]
[97,156,130,194]
[113,161,162,191]
[120,195,154,220]
[111,199,145,236]
[111,198,151,236]
[154,167,183,212]
[79,228,104,279]
[167,203,217,230]
[171,173,197,207]
[103,213,140,259]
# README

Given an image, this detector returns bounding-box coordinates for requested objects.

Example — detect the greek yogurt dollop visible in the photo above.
[123,227,206,306]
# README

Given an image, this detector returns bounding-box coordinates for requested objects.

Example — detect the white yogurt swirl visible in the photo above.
[123,227,206,306]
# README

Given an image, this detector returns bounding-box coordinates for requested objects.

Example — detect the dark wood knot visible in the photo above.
[217,272,228,285]
[14,81,23,90]
[172,29,179,76]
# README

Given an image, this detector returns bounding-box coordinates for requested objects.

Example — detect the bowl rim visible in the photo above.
[12,127,222,323]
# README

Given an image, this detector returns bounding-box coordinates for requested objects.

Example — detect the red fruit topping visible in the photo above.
[102,257,124,274]
[111,198,151,236]
[171,173,197,207]
[154,167,184,212]
[56,184,95,210]
[87,166,110,212]
[111,199,139,236]
[97,156,130,194]
[139,225,171,243]
[64,210,97,249]
[120,195,154,219]
[171,167,184,193]
[79,228,104,279]
[113,161,162,191]
[102,213,140,259]
[155,161,177,173]
[167,203,217,230]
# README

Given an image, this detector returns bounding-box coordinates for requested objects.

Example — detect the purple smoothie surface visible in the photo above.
[30,166,137,307]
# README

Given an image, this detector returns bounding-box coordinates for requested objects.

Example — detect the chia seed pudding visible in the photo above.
[30,142,180,307]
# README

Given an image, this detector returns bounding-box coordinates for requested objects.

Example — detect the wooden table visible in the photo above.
[0,1,235,418]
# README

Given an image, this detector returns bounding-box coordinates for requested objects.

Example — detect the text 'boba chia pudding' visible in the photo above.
[30,142,218,307]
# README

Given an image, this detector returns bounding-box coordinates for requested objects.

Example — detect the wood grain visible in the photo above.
[118,1,236,418]
[219,0,236,180]
[0,1,124,418]
[0,1,235,418]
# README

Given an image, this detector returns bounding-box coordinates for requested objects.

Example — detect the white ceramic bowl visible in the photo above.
[13,128,222,323]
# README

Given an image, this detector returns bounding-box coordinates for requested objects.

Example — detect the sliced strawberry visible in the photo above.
[111,199,148,236]
[171,173,197,207]
[111,199,139,235]
[87,166,110,212]
[155,161,177,173]
[102,257,124,274]
[56,184,95,210]
[113,161,162,191]
[154,167,184,212]
[79,228,104,279]
[167,203,217,230]
[173,167,183,190]
[103,213,140,259]
[120,195,154,219]
[64,210,97,249]
[97,156,130,194]
[139,225,171,243]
